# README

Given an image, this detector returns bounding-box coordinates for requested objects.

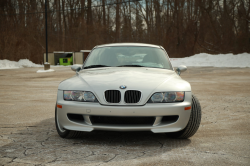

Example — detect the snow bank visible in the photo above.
[0,59,42,69]
[170,53,250,68]
[1,53,249,69]
[36,69,55,73]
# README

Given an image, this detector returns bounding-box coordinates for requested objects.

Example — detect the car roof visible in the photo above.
[95,43,161,48]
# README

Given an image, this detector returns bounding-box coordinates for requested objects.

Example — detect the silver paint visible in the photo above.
[57,43,192,133]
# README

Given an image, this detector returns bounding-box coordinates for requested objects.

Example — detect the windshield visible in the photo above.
[83,46,173,70]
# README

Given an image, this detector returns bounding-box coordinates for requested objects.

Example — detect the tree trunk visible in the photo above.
[102,0,106,27]
[115,0,120,42]
[62,0,66,50]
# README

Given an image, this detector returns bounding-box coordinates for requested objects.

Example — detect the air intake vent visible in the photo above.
[124,90,141,103]
[104,90,121,103]
[90,116,155,126]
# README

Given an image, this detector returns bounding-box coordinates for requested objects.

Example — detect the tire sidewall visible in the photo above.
[166,94,201,139]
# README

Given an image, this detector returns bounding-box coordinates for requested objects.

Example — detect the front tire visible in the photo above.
[55,104,82,138]
[166,95,201,139]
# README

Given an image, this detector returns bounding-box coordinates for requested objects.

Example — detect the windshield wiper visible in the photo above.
[83,65,111,69]
[117,65,144,67]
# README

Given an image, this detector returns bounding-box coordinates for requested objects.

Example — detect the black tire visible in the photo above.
[55,104,83,139]
[166,95,201,139]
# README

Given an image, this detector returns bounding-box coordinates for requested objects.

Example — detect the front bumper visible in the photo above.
[56,91,192,133]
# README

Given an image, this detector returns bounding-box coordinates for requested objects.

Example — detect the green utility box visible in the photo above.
[59,53,73,66]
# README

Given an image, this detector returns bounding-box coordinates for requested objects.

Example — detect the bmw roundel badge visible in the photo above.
[120,85,127,89]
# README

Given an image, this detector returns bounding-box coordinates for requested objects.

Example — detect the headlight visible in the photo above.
[148,92,184,103]
[63,91,98,102]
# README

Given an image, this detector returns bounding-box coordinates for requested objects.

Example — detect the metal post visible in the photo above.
[44,0,50,70]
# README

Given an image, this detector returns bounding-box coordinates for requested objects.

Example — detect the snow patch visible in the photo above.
[1,53,249,69]
[36,69,55,73]
[170,53,250,68]
[0,59,42,69]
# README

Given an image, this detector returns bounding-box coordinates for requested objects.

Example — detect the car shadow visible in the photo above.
[0,118,191,165]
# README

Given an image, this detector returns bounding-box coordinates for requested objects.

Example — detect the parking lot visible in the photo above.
[0,67,249,166]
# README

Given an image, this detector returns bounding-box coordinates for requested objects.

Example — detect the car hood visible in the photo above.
[58,67,191,105]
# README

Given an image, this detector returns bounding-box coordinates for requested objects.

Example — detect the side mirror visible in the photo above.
[71,65,82,72]
[176,65,187,76]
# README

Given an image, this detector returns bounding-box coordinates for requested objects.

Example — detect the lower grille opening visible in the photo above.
[161,115,179,124]
[67,113,84,122]
[90,116,155,126]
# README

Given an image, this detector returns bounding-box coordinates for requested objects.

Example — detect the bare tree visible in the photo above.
[0,0,249,63]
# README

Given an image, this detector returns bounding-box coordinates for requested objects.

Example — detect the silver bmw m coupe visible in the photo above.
[55,43,201,139]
